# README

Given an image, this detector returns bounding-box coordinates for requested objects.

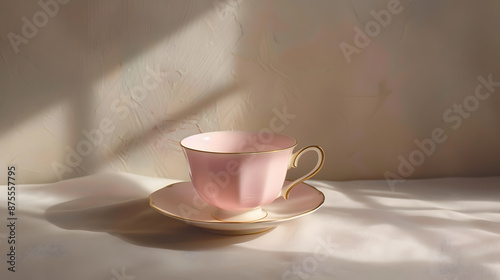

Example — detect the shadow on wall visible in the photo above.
[0,1,213,133]
[1,0,500,183]
[0,0,243,182]
[230,0,500,181]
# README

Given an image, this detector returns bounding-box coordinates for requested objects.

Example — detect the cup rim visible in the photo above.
[180,131,298,155]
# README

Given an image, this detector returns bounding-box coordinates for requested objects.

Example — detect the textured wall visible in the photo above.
[1,0,500,184]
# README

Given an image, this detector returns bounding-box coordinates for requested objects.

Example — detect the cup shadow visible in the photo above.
[43,173,270,251]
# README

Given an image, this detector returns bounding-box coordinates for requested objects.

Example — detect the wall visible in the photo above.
[1,0,500,184]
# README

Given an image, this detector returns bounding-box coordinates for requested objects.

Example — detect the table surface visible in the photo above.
[1,172,499,280]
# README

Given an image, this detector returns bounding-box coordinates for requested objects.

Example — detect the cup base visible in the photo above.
[212,207,268,222]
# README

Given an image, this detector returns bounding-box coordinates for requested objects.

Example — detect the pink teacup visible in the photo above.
[180,131,325,221]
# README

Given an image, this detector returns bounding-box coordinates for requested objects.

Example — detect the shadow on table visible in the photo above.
[43,173,269,251]
[311,178,500,276]
[276,251,498,280]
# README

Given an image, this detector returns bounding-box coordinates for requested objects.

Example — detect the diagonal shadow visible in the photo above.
[0,0,238,181]
[313,177,500,264]
[45,196,269,251]
[98,81,243,169]
[40,172,268,250]
[0,0,218,133]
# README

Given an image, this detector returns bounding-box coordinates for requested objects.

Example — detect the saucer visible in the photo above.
[149,181,325,235]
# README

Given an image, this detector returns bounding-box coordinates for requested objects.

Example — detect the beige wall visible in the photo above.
[1,0,500,184]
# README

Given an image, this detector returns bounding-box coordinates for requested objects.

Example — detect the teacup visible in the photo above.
[180,131,325,222]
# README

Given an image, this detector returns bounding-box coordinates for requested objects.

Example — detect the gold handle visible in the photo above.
[280,145,325,199]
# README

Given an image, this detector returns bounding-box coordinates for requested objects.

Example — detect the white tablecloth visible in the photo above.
[1,172,499,280]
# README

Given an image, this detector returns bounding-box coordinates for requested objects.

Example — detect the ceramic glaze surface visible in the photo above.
[181,131,297,153]
[181,131,296,211]
[149,180,325,234]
